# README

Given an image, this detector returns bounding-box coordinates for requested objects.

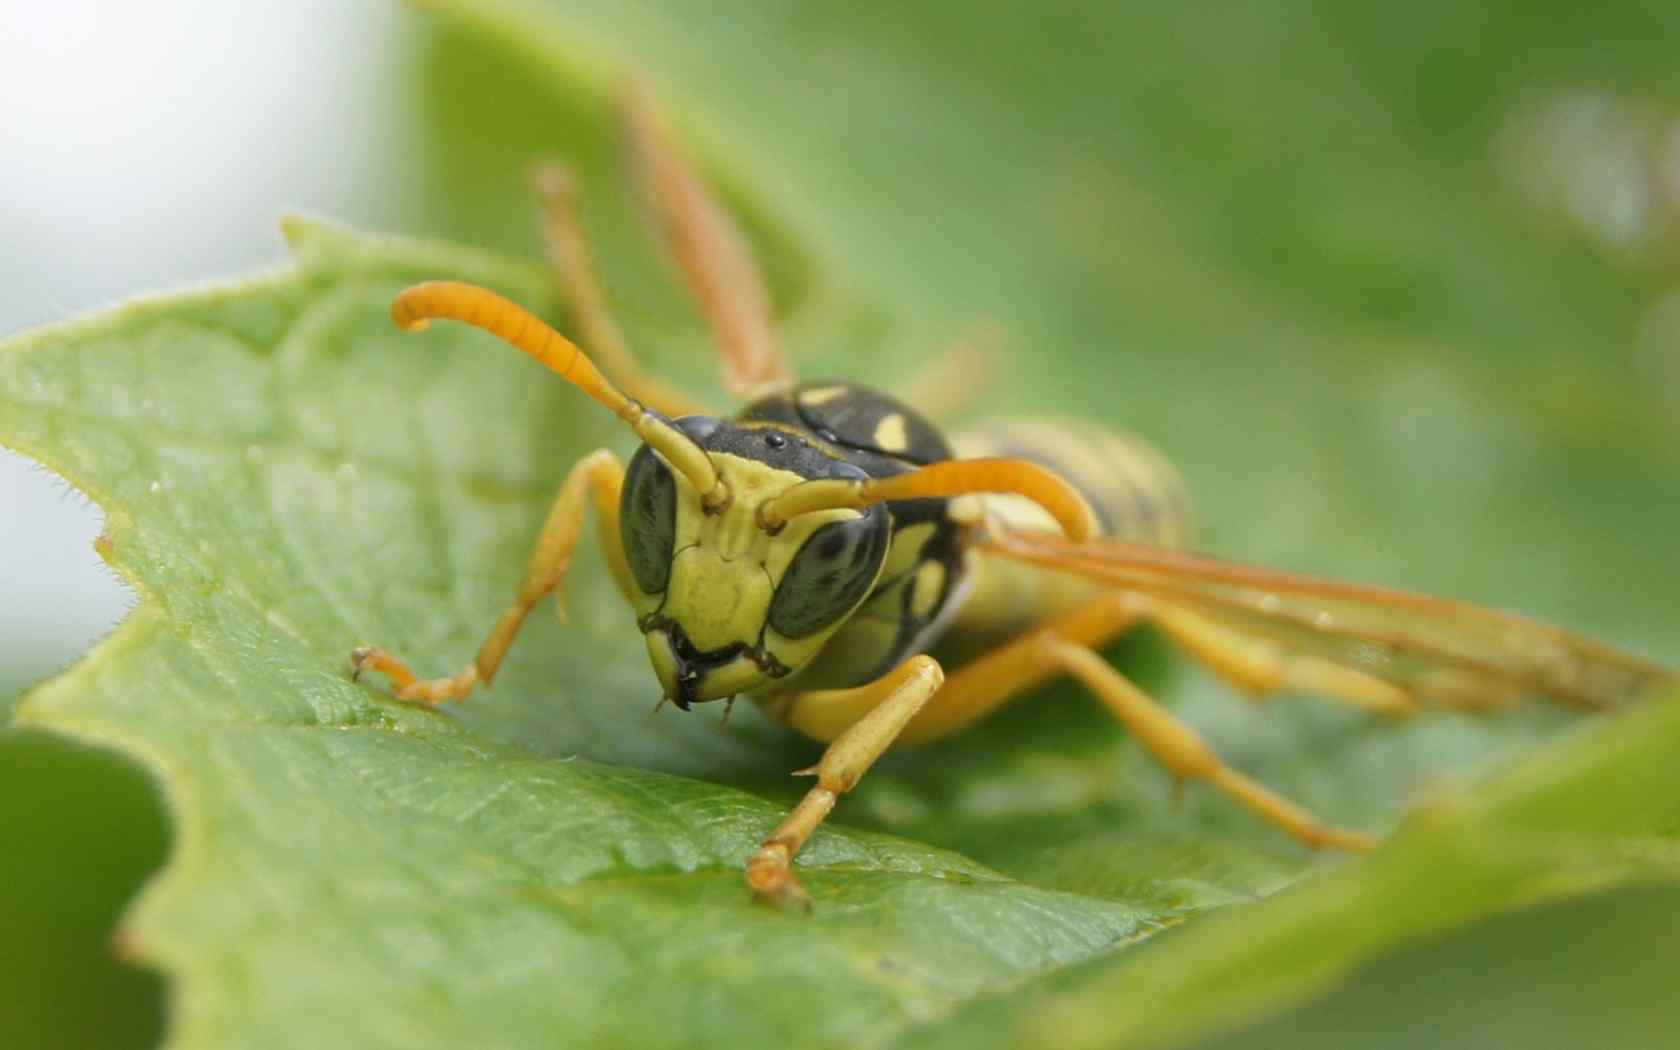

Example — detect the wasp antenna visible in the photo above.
[760,457,1097,541]
[392,281,726,507]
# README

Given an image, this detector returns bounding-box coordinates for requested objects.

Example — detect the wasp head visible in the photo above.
[620,417,890,709]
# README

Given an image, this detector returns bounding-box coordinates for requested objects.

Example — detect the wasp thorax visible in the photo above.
[619,420,891,709]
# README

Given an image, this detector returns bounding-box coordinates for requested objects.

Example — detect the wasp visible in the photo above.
[351,89,1675,908]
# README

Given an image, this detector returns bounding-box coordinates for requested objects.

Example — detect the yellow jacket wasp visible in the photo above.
[351,89,1676,909]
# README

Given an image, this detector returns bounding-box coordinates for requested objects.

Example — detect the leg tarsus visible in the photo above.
[748,656,944,909]
[349,645,477,706]
[747,838,814,912]
[1204,767,1377,852]
[348,645,376,683]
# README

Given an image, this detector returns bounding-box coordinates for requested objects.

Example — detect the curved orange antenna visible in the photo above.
[760,457,1098,541]
[392,281,726,507]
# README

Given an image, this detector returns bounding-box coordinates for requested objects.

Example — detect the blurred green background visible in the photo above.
[3,1,1677,1047]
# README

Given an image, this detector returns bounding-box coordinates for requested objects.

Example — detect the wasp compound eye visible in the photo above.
[767,507,889,638]
[621,444,678,594]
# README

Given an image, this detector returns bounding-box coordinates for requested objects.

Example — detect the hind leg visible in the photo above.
[1138,597,1421,718]
[621,86,792,398]
[864,592,1376,851]
[532,163,711,418]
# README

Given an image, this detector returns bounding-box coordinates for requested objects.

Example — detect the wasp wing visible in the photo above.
[980,528,1674,711]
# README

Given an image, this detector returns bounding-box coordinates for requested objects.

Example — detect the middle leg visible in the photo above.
[894,592,1377,851]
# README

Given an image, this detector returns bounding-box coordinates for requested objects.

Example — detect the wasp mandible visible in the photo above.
[352,87,1675,909]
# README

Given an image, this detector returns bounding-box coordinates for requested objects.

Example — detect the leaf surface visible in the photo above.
[4,1,1680,1048]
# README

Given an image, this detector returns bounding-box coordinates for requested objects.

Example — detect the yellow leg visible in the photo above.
[532,162,711,419]
[622,85,793,399]
[1140,598,1421,718]
[351,449,632,706]
[874,593,1374,851]
[899,324,1000,423]
[896,593,1141,745]
[748,656,945,909]
[1041,637,1375,851]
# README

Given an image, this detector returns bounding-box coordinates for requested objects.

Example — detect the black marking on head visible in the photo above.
[740,382,951,467]
[797,382,950,464]
[678,415,870,483]
[638,613,793,709]
[671,414,726,444]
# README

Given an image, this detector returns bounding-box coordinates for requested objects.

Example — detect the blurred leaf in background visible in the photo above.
[2,1,1678,1048]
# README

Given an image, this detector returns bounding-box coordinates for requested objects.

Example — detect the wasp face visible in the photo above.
[619,419,891,709]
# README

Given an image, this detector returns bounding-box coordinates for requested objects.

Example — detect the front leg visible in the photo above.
[749,656,945,909]
[351,449,632,705]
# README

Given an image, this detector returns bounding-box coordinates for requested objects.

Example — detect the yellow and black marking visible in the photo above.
[742,381,953,467]
[736,384,974,693]
[625,414,894,708]
[351,87,1673,910]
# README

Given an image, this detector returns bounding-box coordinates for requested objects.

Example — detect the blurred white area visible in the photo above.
[1500,88,1680,261]
[0,2,409,698]
[0,460,126,697]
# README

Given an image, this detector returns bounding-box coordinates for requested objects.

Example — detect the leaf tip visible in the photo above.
[277,213,343,261]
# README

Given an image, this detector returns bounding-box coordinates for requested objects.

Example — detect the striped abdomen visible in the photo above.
[947,418,1194,640]
[952,418,1192,546]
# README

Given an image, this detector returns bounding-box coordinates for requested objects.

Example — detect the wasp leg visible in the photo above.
[899,325,999,423]
[749,656,945,910]
[885,592,1374,851]
[622,85,793,399]
[532,162,711,419]
[1041,636,1376,850]
[351,449,632,706]
[1138,598,1422,718]
[901,592,1142,745]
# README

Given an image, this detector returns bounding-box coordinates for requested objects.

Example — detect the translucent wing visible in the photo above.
[980,528,1675,711]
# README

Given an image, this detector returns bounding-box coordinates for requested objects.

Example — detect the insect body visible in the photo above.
[351,91,1676,909]
[649,384,969,707]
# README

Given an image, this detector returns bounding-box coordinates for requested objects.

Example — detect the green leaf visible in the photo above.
[884,684,1680,1050]
[5,1,1680,1048]
[0,729,167,1049]
[0,220,1160,1049]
